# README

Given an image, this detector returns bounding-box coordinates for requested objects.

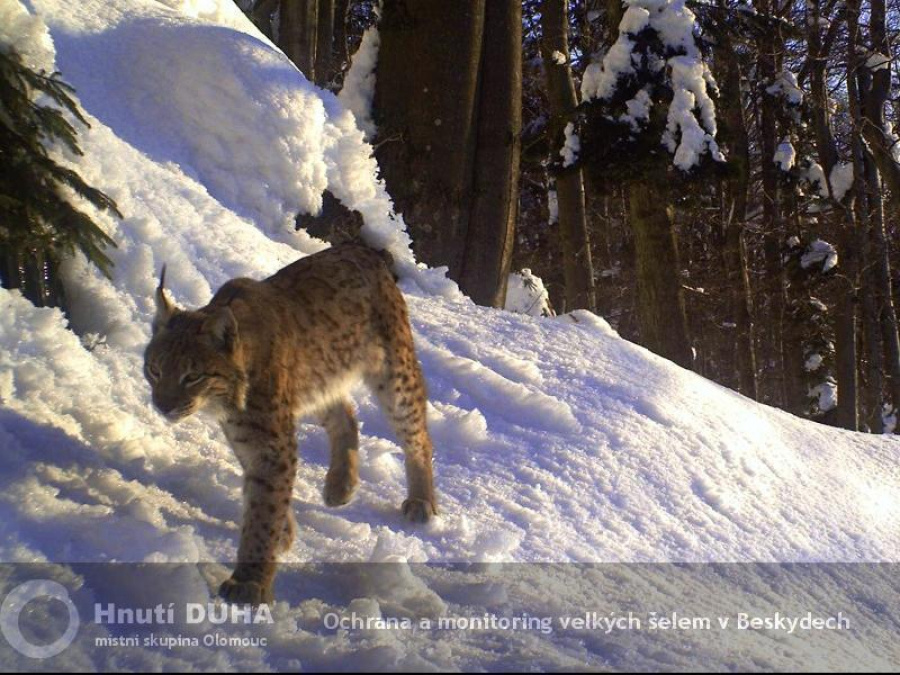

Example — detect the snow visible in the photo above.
[547,186,559,224]
[29,0,454,297]
[886,123,900,165]
[801,160,854,202]
[581,33,636,102]
[560,121,580,167]
[774,137,796,171]
[1,0,900,669]
[618,5,650,35]
[620,86,652,131]
[829,161,854,202]
[337,24,380,141]
[883,405,897,434]
[801,239,838,273]
[802,160,830,198]
[865,52,891,72]
[804,353,824,372]
[0,0,54,72]
[505,270,554,317]
[766,70,804,107]
[810,378,838,413]
[663,55,724,170]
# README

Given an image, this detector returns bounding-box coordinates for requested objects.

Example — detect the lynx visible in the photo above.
[143,243,437,605]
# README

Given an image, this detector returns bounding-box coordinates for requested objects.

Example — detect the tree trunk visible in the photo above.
[857,0,900,218]
[374,0,486,275]
[831,213,860,430]
[828,0,864,431]
[279,0,318,81]
[857,0,900,421]
[627,173,693,368]
[333,0,351,71]
[856,180,885,432]
[457,0,522,307]
[714,28,757,399]
[314,0,335,86]
[540,0,596,312]
[250,0,278,39]
[864,155,900,420]
[756,0,788,406]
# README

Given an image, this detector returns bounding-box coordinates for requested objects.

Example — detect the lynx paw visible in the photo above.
[218,577,273,607]
[324,471,358,507]
[402,498,437,523]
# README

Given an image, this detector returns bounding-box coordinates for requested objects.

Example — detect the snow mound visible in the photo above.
[505,269,553,317]
[39,0,456,293]
[0,0,54,71]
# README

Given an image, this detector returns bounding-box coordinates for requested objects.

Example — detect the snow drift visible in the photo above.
[1,0,899,670]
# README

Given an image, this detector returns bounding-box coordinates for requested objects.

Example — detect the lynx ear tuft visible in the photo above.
[152,264,176,334]
[232,372,248,411]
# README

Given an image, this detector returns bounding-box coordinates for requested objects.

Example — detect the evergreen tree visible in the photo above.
[577,0,725,368]
[0,46,120,307]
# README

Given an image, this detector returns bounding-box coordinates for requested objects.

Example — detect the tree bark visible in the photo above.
[857,0,900,421]
[808,0,858,429]
[374,0,486,275]
[756,0,791,407]
[457,0,522,307]
[855,175,884,432]
[279,0,318,81]
[250,0,278,39]
[714,26,757,399]
[828,0,864,431]
[314,0,335,86]
[857,0,900,219]
[333,0,351,71]
[627,173,693,368]
[540,0,596,312]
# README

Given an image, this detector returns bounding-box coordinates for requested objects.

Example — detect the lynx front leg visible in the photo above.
[320,400,360,507]
[220,415,298,605]
[367,356,437,523]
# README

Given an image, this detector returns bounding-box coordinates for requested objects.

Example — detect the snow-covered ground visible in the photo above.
[1,0,899,670]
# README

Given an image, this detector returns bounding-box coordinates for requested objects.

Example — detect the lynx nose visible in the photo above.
[153,396,181,418]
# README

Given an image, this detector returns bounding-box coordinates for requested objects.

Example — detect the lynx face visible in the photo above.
[144,273,247,422]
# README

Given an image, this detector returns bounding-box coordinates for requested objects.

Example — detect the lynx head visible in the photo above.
[143,267,248,422]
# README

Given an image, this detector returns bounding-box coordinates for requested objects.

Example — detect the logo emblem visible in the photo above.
[0,580,80,659]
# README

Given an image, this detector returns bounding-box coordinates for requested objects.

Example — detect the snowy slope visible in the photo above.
[1,0,900,670]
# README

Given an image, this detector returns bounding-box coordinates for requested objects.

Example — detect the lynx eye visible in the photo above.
[146,363,161,382]
[180,372,206,387]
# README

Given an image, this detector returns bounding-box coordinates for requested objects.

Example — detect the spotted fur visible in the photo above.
[143,243,437,605]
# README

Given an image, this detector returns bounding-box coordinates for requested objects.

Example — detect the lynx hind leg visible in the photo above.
[366,333,437,522]
[320,400,360,507]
